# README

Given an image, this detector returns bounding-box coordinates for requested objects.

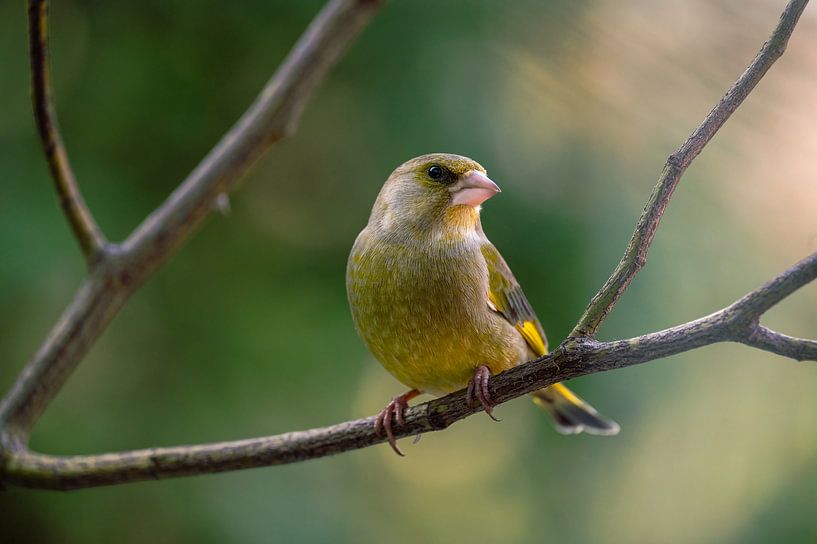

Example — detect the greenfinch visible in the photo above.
[347,153,619,454]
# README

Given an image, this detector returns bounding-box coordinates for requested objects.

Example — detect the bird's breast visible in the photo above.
[347,230,527,394]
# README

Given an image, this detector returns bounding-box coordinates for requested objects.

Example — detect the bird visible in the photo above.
[346,153,619,454]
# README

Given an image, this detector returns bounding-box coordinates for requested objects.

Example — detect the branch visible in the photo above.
[0,0,381,439]
[1,0,813,493]
[723,250,817,360]
[744,326,817,361]
[570,0,809,338]
[122,0,383,280]
[3,252,815,490]
[28,0,106,261]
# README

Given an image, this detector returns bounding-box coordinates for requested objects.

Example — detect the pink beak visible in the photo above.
[451,170,501,207]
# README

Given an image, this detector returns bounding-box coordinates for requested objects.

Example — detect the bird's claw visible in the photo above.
[466,365,500,421]
[374,392,414,456]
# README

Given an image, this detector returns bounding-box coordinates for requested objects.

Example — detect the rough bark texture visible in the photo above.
[0,0,813,491]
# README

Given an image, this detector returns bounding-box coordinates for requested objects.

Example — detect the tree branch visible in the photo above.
[0,0,382,440]
[744,326,817,361]
[570,0,809,338]
[28,0,106,262]
[2,252,815,490]
[1,0,814,492]
[722,251,817,360]
[122,0,382,281]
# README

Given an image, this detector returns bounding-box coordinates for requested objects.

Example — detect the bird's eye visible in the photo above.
[427,165,444,180]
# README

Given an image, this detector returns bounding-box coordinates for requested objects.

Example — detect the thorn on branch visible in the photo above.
[214,193,232,216]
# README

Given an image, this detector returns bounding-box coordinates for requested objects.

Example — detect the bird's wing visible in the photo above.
[481,242,548,357]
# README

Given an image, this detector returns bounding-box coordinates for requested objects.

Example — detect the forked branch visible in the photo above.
[570,0,809,338]
[0,0,382,440]
[0,0,814,491]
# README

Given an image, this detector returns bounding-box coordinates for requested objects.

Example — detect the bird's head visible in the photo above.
[371,153,501,233]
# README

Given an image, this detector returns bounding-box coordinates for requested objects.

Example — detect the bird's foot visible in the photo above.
[374,389,419,456]
[466,365,500,421]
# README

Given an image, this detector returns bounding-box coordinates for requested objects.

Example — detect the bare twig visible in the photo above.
[570,0,809,338]
[28,0,106,261]
[1,0,814,492]
[0,0,382,439]
[744,326,817,361]
[2,252,815,490]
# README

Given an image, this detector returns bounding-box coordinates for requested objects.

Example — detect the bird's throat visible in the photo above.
[439,205,482,240]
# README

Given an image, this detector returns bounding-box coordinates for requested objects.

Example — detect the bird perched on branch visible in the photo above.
[347,153,619,454]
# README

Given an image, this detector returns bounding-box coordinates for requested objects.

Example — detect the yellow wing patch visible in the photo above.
[515,320,548,357]
[550,382,583,406]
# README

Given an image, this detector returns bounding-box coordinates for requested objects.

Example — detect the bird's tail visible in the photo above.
[531,383,620,436]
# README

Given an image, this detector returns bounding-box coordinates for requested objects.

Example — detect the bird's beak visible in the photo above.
[451,170,501,207]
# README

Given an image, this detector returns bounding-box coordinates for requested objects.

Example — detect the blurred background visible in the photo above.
[2,0,817,542]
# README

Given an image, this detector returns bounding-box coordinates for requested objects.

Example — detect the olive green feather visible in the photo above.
[347,153,619,435]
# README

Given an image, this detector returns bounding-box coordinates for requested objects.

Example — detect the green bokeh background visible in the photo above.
[2,1,817,542]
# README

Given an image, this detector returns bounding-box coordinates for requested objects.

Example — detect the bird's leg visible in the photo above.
[466,365,500,421]
[374,389,420,456]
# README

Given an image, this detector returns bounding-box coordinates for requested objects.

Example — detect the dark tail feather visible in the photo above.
[531,383,620,436]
